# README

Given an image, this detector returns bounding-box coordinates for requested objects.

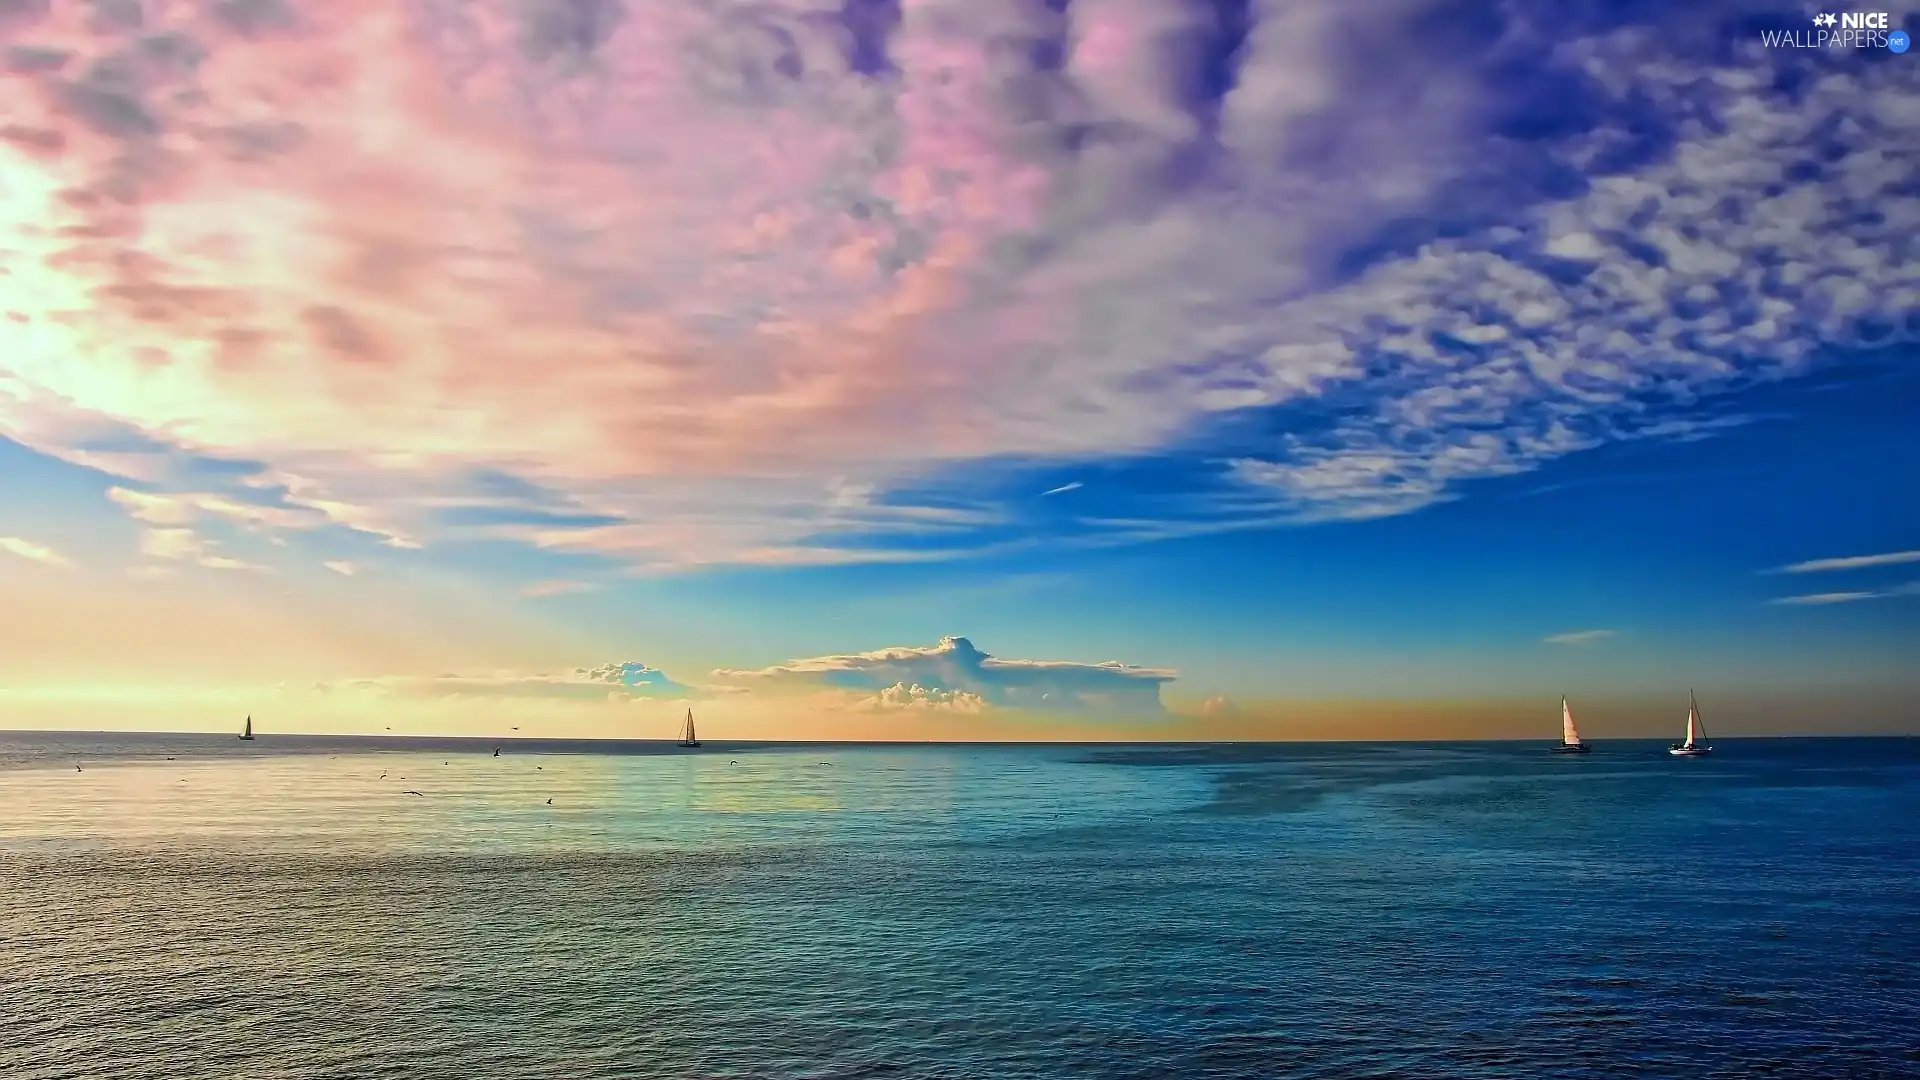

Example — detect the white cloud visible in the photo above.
[0,536,71,568]
[108,483,416,548]
[139,528,208,561]
[322,560,357,576]
[1771,583,1920,607]
[854,683,991,712]
[1543,629,1616,645]
[136,526,263,572]
[1041,482,1083,497]
[197,555,264,572]
[1772,550,1920,575]
[713,635,1175,715]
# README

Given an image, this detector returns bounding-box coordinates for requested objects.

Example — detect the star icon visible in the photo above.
[1813,12,1836,26]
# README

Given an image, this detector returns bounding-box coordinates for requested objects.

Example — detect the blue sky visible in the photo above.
[0,0,1915,736]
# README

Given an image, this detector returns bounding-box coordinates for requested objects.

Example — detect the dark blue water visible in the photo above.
[2,735,1917,1079]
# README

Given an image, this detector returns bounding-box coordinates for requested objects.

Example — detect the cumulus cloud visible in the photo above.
[0,0,1913,571]
[322,560,356,576]
[713,635,1175,715]
[0,536,71,568]
[853,683,991,713]
[1772,550,1920,575]
[1543,629,1615,645]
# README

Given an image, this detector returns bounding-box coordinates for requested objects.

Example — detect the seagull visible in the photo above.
[546,798,553,805]
[492,747,501,758]
[402,790,425,796]
[75,764,83,772]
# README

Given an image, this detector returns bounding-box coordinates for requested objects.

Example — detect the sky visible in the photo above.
[0,0,1916,741]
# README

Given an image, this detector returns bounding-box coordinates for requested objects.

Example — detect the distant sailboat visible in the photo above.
[1550,696,1592,754]
[679,708,701,748]
[1669,690,1712,756]
[238,715,255,741]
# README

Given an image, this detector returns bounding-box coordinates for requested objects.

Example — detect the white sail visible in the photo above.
[1686,692,1705,747]
[1561,697,1582,746]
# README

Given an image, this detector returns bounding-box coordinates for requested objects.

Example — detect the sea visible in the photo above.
[2,732,1917,1080]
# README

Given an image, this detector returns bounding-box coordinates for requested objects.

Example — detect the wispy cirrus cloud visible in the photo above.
[519,579,593,597]
[321,661,696,702]
[1771,583,1920,607]
[0,536,71,568]
[0,0,1913,571]
[1772,550,1920,575]
[136,524,262,572]
[1543,629,1615,646]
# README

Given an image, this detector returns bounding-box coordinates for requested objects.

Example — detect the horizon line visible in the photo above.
[2,729,1912,747]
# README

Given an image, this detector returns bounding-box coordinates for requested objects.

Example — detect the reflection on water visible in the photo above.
[0,736,1199,857]
[3,733,1917,1080]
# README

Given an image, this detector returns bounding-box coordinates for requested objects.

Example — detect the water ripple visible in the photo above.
[2,735,1917,1079]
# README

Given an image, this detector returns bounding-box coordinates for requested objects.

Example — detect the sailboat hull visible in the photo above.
[1549,743,1592,754]
[1668,746,1711,756]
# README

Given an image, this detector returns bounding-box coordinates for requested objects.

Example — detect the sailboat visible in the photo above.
[238,715,255,741]
[678,708,701,748]
[1549,696,1592,754]
[1669,690,1712,756]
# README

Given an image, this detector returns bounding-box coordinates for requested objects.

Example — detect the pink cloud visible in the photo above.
[3,0,1905,572]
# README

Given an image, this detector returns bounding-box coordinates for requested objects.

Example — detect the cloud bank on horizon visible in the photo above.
[1,0,1916,579]
[714,634,1175,714]
[310,636,1174,716]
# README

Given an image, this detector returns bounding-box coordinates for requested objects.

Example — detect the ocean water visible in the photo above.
[2,734,1917,1080]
